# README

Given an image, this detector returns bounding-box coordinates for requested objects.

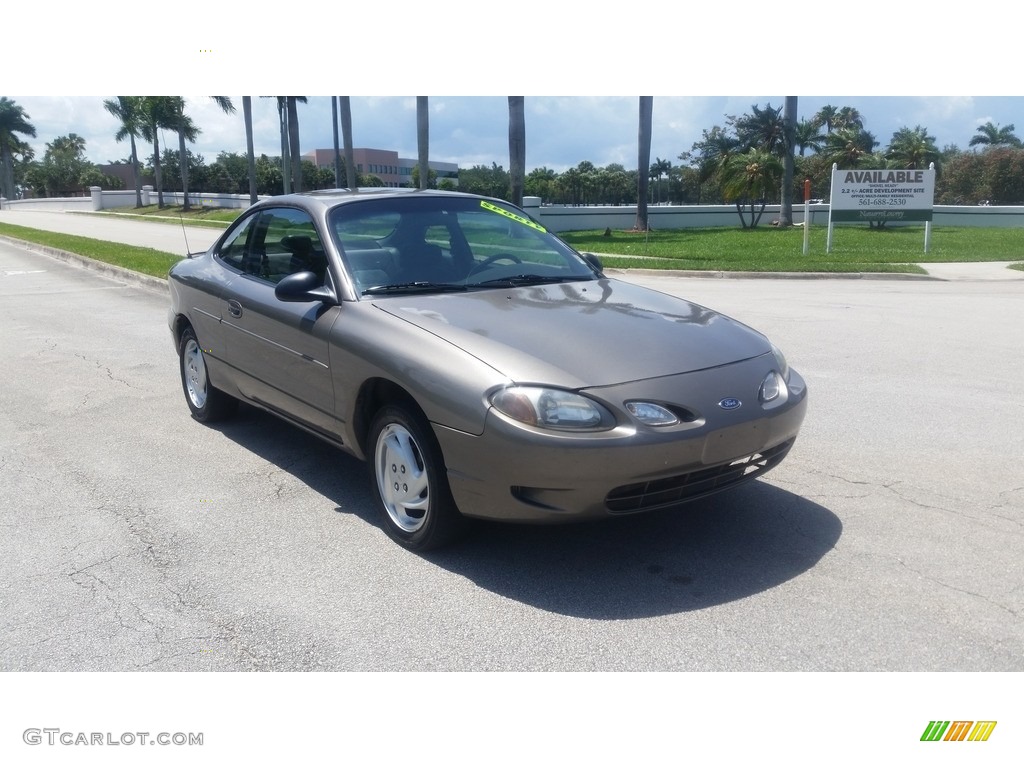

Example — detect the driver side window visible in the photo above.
[258,209,326,284]
[218,208,327,285]
[217,214,256,273]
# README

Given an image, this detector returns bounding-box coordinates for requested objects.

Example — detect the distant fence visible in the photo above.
[521,198,1024,232]
[1,186,264,213]
[3,188,1023,230]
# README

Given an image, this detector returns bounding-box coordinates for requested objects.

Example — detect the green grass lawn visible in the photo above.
[0,222,181,279]
[100,204,240,228]
[561,225,1024,273]
[3,209,1023,278]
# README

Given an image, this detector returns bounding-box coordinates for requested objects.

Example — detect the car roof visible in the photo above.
[264,187,488,214]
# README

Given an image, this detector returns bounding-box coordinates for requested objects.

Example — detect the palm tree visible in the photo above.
[779,96,797,227]
[649,157,671,203]
[167,98,200,210]
[38,133,91,196]
[0,97,36,202]
[140,96,178,207]
[417,97,429,190]
[735,103,786,155]
[688,125,740,203]
[794,118,825,156]
[265,97,307,194]
[812,104,839,134]
[720,148,784,228]
[634,96,653,231]
[177,97,235,210]
[969,121,1021,149]
[103,96,145,208]
[575,161,597,205]
[835,106,864,132]
[242,96,257,204]
[823,127,878,169]
[508,96,525,205]
[560,167,582,206]
[270,98,291,194]
[331,97,342,187]
[886,125,940,169]
[286,97,302,193]
[525,166,557,201]
[339,97,356,189]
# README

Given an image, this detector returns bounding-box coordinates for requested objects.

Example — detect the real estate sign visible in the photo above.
[829,168,936,222]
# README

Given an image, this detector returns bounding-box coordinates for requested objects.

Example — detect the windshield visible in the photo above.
[328,195,597,295]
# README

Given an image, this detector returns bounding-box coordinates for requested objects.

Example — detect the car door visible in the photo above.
[181,213,257,370]
[218,206,341,437]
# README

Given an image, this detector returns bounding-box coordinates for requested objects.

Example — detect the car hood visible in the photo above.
[372,278,770,388]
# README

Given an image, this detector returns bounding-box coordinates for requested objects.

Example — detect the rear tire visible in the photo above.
[368,404,465,551]
[178,325,237,423]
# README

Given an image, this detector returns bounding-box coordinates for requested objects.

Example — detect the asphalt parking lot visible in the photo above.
[1,211,1022,673]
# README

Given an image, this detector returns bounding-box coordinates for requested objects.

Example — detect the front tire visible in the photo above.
[178,325,237,423]
[368,404,464,551]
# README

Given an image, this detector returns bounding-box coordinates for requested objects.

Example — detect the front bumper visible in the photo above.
[435,360,808,523]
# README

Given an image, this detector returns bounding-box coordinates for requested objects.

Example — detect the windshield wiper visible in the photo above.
[470,274,591,288]
[362,281,468,296]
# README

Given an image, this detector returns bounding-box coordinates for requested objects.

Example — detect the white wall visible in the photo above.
[0,186,261,212]
[521,198,1024,232]
[5,191,1023,230]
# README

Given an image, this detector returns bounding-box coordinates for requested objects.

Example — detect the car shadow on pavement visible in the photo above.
[213,404,841,620]
[429,483,841,619]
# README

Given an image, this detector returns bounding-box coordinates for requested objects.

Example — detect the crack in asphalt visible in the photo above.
[893,556,1020,619]
[73,352,140,390]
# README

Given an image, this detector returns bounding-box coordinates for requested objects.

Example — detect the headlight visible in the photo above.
[490,387,613,431]
[771,344,790,381]
[760,371,782,403]
[761,344,790,404]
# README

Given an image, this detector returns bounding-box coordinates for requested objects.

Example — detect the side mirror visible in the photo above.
[582,252,605,276]
[275,271,336,304]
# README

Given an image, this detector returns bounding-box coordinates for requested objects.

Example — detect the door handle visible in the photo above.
[227,300,243,318]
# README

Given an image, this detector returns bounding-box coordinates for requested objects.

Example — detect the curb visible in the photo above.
[0,234,169,295]
[607,267,941,281]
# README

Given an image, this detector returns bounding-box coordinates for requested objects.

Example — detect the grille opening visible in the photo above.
[605,438,795,514]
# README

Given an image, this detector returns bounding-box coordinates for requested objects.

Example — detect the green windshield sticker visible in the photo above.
[480,200,546,232]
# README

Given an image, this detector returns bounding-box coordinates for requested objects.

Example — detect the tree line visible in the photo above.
[2,97,1022,223]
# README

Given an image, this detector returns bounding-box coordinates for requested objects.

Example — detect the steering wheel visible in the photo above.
[467,253,522,277]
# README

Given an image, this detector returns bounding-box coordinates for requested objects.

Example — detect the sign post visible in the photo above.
[802,178,811,255]
[827,165,936,252]
[924,162,934,253]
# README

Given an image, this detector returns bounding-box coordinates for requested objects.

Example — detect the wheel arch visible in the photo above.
[352,378,426,458]
[171,313,193,348]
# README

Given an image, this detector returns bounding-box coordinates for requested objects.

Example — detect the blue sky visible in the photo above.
[7,5,1020,174]
[10,95,1021,175]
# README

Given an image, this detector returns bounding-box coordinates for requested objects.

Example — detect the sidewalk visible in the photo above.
[602,252,1024,281]
[915,261,1022,280]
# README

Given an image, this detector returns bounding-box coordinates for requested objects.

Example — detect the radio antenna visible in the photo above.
[179,212,192,257]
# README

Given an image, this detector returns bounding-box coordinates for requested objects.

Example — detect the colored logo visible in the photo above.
[718,398,741,410]
[920,721,997,742]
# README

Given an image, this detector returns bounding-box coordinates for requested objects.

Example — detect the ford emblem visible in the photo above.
[718,398,742,410]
